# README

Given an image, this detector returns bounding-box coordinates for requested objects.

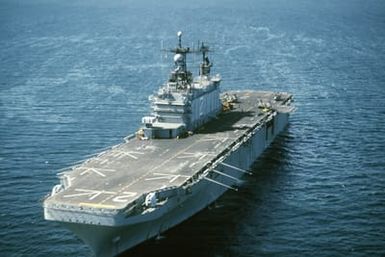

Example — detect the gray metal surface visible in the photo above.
[45,91,292,211]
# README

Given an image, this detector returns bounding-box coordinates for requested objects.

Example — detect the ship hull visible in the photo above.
[61,112,289,257]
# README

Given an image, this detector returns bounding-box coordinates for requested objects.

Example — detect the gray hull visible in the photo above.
[60,112,289,257]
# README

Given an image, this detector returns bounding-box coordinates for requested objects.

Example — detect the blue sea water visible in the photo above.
[1,0,385,256]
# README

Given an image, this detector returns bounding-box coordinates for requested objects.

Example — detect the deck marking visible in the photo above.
[112,192,138,203]
[64,188,116,200]
[145,173,190,183]
[177,152,198,159]
[177,152,206,159]
[178,151,216,159]
[79,202,116,209]
[79,167,115,177]
[103,133,221,202]
[203,151,217,156]
[199,135,226,142]
[113,150,144,160]
[198,154,207,160]
[159,149,170,156]
[99,159,109,165]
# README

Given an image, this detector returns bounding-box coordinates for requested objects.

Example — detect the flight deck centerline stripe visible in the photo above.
[203,177,238,191]
[220,162,253,175]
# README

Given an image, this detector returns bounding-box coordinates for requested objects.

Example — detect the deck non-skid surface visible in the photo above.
[47,91,289,209]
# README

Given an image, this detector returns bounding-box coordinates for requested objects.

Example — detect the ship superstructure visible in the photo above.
[140,31,221,139]
[43,32,294,257]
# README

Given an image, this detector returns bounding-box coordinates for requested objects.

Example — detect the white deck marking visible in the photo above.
[178,151,216,159]
[59,174,75,186]
[79,167,115,177]
[108,132,226,200]
[145,173,190,183]
[64,189,116,200]
[159,149,170,156]
[99,159,109,165]
[177,152,198,159]
[198,154,207,160]
[199,135,226,142]
[203,151,217,156]
[112,192,138,203]
[79,202,116,209]
[113,150,144,160]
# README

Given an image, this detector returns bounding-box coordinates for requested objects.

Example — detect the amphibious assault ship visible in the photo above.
[43,32,294,257]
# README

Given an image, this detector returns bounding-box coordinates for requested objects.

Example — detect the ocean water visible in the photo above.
[1,0,385,256]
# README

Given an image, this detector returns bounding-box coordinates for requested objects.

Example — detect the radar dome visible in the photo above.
[174,53,184,63]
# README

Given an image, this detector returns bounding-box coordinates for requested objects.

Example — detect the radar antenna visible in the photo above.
[198,42,212,76]
[163,31,193,88]
[177,31,182,48]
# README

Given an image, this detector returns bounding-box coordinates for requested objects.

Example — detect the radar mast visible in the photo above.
[167,31,192,88]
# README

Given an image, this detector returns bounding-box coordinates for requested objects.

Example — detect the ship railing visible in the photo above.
[153,107,186,113]
[274,105,296,114]
[190,84,218,97]
[45,201,120,216]
[123,133,136,142]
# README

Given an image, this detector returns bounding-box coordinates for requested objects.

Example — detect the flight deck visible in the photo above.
[45,91,292,211]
